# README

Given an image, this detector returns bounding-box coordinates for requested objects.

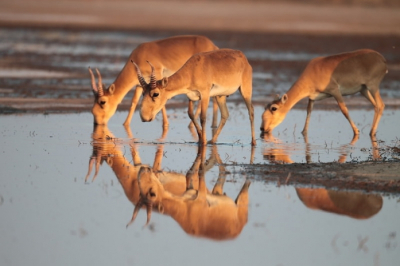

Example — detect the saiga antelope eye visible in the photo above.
[271,106,277,112]
[152,92,159,98]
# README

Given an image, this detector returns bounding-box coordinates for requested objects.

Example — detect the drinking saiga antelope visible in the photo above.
[88,35,218,127]
[260,49,387,137]
[127,146,251,240]
[133,48,256,146]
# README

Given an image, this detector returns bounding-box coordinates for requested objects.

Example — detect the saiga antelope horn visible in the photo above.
[144,203,153,227]
[84,153,102,183]
[95,68,104,97]
[147,61,157,90]
[126,198,144,228]
[131,60,148,89]
[88,67,98,93]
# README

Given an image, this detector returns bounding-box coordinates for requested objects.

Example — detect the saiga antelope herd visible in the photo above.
[89,36,388,145]
[88,35,218,127]
[86,36,389,232]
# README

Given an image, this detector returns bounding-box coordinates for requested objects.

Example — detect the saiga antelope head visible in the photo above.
[132,61,169,122]
[127,166,165,227]
[260,94,289,134]
[88,67,117,125]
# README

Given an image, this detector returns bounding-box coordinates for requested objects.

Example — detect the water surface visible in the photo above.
[1,109,399,266]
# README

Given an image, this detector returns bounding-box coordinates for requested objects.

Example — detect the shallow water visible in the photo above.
[1,107,399,266]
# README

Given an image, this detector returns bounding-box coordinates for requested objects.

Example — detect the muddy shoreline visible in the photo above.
[243,160,400,194]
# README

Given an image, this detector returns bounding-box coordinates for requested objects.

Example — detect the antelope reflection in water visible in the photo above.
[86,126,250,240]
[261,132,381,164]
[296,188,383,219]
[85,125,186,207]
[128,145,251,241]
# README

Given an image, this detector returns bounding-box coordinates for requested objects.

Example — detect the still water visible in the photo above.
[1,106,399,266]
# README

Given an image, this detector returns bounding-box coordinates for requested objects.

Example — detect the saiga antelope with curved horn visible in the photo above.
[128,146,251,240]
[133,49,256,146]
[88,35,218,126]
[260,49,387,137]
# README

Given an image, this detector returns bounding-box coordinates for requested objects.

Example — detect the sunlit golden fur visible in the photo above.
[296,188,383,219]
[136,48,256,146]
[89,35,218,125]
[261,49,387,137]
[86,126,247,240]
[129,146,251,240]
[85,125,193,220]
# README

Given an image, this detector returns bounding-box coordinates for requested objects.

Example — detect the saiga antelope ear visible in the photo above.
[281,94,288,104]
[108,84,115,95]
[161,77,168,88]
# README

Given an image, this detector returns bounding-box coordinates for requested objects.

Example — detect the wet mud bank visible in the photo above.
[244,160,400,194]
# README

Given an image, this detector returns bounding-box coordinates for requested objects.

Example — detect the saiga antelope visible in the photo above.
[133,48,256,146]
[88,35,218,127]
[296,188,382,219]
[85,125,233,235]
[128,146,251,240]
[260,49,387,137]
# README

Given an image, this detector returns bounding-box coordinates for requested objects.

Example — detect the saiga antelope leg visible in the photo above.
[152,145,164,172]
[331,90,359,136]
[188,100,202,139]
[161,107,169,129]
[189,98,218,128]
[303,134,312,164]
[188,101,202,128]
[211,98,219,128]
[211,175,226,195]
[199,97,211,145]
[242,98,256,146]
[185,145,205,190]
[123,85,143,126]
[302,99,315,136]
[129,144,142,166]
[337,134,359,163]
[235,180,251,225]
[211,145,228,173]
[198,145,208,196]
[210,96,228,144]
[235,180,251,204]
[370,135,381,160]
[362,86,385,136]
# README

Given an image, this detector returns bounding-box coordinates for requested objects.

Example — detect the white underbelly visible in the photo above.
[209,83,239,97]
